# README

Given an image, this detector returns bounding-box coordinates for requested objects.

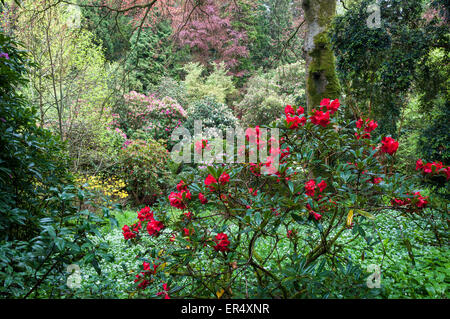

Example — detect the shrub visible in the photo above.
[75,175,129,207]
[235,61,306,126]
[118,139,175,206]
[114,91,187,141]
[151,76,188,108]
[0,32,116,298]
[182,62,236,104]
[183,97,239,136]
[119,98,448,299]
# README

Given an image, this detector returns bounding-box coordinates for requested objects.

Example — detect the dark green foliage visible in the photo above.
[0,32,116,298]
[330,0,448,137]
[125,21,189,93]
[232,0,302,86]
[80,1,134,62]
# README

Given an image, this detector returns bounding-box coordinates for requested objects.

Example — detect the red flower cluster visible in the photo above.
[371,177,383,184]
[183,211,193,219]
[310,211,323,221]
[416,159,450,180]
[213,233,230,252]
[204,174,217,191]
[284,105,307,129]
[198,192,208,204]
[176,180,188,192]
[169,188,191,210]
[310,109,330,127]
[138,206,154,221]
[304,179,327,197]
[380,137,399,155]
[205,172,230,191]
[134,261,159,289]
[123,206,165,240]
[355,118,378,139]
[356,118,378,132]
[156,283,170,299]
[147,218,164,236]
[219,172,230,184]
[320,98,340,114]
[391,192,428,209]
[122,224,138,240]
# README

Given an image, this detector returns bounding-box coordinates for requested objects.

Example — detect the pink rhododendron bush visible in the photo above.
[112,91,186,141]
[121,99,448,298]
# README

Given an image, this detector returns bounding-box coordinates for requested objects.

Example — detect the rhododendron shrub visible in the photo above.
[112,91,186,141]
[121,99,448,298]
[118,139,175,205]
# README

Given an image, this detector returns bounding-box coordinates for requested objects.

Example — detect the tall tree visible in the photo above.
[302,0,340,110]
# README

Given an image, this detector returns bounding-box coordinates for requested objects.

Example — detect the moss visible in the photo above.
[317,0,337,27]
[307,32,341,108]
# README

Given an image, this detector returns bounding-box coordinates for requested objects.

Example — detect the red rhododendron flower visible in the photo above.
[320,98,331,106]
[213,233,230,252]
[356,118,378,132]
[310,110,330,127]
[416,159,424,171]
[284,104,295,116]
[156,283,170,299]
[327,99,340,114]
[317,180,327,192]
[311,212,322,221]
[305,180,316,197]
[205,174,218,191]
[138,206,154,221]
[219,172,230,185]
[183,211,193,219]
[286,114,306,129]
[391,192,428,210]
[122,225,137,240]
[413,192,428,208]
[297,106,305,115]
[147,219,164,236]
[143,262,159,274]
[356,118,364,128]
[364,120,378,133]
[355,132,371,140]
[176,180,188,192]
[169,192,186,209]
[198,192,208,204]
[280,147,290,161]
[371,177,383,184]
[380,137,399,155]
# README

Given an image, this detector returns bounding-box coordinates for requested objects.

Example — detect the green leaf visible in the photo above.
[356,209,375,220]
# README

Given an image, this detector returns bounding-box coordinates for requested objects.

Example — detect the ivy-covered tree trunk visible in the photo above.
[302,0,340,111]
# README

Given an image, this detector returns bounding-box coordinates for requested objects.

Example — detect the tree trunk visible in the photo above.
[302,0,340,111]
